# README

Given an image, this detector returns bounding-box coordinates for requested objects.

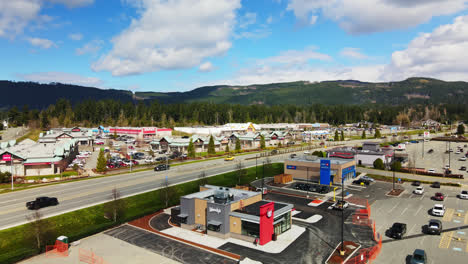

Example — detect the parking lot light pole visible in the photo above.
[449,141,451,168]
[340,176,345,255]
[255,155,258,179]
[262,161,265,199]
[392,151,396,191]
[306,167,309,198]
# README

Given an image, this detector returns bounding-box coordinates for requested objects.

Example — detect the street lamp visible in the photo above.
[261,161,265,199]
[340,171,345,255]
[255,155,258,179]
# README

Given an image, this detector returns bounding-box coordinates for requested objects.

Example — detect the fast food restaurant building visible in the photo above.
[174,185,293,245]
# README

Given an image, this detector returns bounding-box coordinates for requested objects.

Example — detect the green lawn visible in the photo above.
[0,163,284,264]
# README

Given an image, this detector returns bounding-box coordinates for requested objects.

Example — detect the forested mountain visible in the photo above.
[1,77,468,110]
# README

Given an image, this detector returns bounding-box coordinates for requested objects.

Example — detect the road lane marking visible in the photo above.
[439,231,454,249]
[420,194,425,200]
[408,223,417,235]
[466,241,468,252]
[388,201,400,213]
[400,206,409,216]
[443,208,455,222]
[414,205,423,216]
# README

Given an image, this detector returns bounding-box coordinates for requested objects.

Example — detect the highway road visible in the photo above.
[0,150,295,230]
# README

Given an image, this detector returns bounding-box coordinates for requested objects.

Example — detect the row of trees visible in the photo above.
[4,98,468,129]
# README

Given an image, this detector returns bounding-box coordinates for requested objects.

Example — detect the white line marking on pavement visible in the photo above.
[400,206,409,216]
[420,194,425,200]
[414,205,423,216]
[388,201,400,213]
[408,223,417,235]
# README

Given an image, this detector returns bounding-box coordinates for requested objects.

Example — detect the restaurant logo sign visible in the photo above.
[208,207,221,214]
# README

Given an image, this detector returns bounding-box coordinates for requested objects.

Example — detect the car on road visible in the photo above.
[361,176,375,182]
[352,179,370,186]
[460,166,467,171]
[460,157,467,161]
[456,151,461,154]
[410,249,427,264]
[224,156,235,161]
[271,150,278,155]
[412,181,421,186]
[290,153,297,159]
[388,222,407,239]
[432,192,445,201]
[432,204,446,216]
[26,196,59,210]
[154,164,170,171]
[431,181,441,188]
[426,219,442,235]
[332,200,349,210]
[427,149,434,153]
[427,169,436,173]
[459,190,468,199]
[413,186,424,195]
[144,157,154,163]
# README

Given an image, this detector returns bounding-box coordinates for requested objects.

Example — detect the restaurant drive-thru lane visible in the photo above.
[0,150,294,230]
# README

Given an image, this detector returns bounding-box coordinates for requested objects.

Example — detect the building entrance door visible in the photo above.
[274,223,282,235]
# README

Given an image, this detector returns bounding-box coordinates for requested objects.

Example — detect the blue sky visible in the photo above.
[1,0,468,92]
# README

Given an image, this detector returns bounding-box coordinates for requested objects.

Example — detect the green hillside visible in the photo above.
[136,78,468,106]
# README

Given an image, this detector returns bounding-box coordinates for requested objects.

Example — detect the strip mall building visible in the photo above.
[174,185,293,245]
[284,155,357,185]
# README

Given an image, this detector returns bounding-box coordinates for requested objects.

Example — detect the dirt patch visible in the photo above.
[386,189,404,196]
[326,241,360,264]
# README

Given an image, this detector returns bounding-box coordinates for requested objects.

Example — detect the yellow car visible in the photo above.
[224,156,235,161]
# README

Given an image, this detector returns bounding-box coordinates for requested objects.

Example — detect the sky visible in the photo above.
[2,0,468,92]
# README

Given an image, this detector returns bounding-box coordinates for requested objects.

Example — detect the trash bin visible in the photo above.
[56,236,69,252]
[57,236,68,244]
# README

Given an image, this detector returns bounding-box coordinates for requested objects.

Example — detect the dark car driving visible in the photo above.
[426,219,442,235]
[388,222,407,239]
[431,181,441,188]
[352,179,370,186]
[26,196,59,210]
[154,164,170,171]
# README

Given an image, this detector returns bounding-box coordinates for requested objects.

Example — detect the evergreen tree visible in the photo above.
[334,130,339,141]
[457,124,465,135]
[374,129,381,138]
[187,138,195,158]
[373,158,385,170]
[208,135,216,155]
[278,142,282,148]
[260,135,266,149]
[225,145,230,153]
[96,150,107,172]
[235,138,241,153]
[340,130,344,141]
[361,130,366,139]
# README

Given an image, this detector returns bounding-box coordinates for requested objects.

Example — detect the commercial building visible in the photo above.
[284,155,356,185]
[175,185,293,245]
[105,127,172,139]
[327,142,393,167]
[38,128,94,146]
[151,135,221,153]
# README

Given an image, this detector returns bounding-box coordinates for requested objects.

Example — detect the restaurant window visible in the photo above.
[207,224,221,232]
[241,221,259,238]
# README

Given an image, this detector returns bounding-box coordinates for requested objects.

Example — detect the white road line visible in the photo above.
[400,206,409,216]
[414,205,423,216]
[420,194,425,200]
[408,223,417,235]
[388,201,401,213]
[409,193,415,199]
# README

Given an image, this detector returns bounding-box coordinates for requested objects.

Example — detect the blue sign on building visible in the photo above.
[320,160,331,185]
[341,165,356,182]
[286,165,297,170]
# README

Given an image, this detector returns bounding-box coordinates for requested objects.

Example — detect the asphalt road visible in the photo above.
[0,150,293,230]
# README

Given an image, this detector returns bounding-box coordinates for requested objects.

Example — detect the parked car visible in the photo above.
[26,197,59,210]
[95,141,104,145]
[318,185,330,194]
[413,186,424,195]
[460,166,467,171]
[459,190,468,199]
[154,164,170,171]
[432,204,446,216]
[387,222,407,239]
[352,179,370,186]
[290,153,297,159]
[361,176,375,182]
[427,149,434,153]
[431,181,441,188]
[427,169,436,173]
[144,157,154,163]
[271,149,278,155]
[410,249,427,264]
[224,156,235,161]
[426,219,442,235]
[332,200,349,210]
[412,181,421,186]
[460,157,467,161]
[432,192,445,201]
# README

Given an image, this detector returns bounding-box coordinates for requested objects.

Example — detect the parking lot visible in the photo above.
[404,140,468,175]
[372,182,468,264]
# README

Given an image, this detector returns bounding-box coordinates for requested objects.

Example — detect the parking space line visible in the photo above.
[466,241,468,252]
[388,201,401,213]
[408,223,417,235]
[414,205,423,216]
[420,194,425,200]
[443,208,455,222]
[400,206,409,216]
[439,231,454,249]
[465,213,468,225]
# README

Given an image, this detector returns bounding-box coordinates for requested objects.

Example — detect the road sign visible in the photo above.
[424,131,430,138]
[2,154,11,161]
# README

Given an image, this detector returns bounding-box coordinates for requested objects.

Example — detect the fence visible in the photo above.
[345,233,382,264]
[45,240,69,258]
[78,248,108,264]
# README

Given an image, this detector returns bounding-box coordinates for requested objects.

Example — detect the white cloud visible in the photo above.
[266,15,273,24]
[0,0,41,38]
[309,15,318,25]
[18,72,103,86]
[76,40,103,55]
[199,62,214,72]
[69,33,83,41]
[27,37,56,49]
[238,12,257,28]
[383,15,468,82]
[46,0,94,8]
[340,47,369,59]
[92,0,241,76]
[286,0,468,34]
[258,46,332,65]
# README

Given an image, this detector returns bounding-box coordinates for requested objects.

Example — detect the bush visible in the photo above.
[391,161,402,171]
[0,171,11,183]
[373,158,385,170]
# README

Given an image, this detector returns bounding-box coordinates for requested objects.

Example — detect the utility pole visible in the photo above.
[255,155,258,179]
[392,151,395,191]
[11,159,14,190]
[306,167,309,198]
[449,141,451,168]
[262,161,265,199]
[340,173,345,255]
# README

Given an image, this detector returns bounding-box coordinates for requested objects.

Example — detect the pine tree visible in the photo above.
[361,130,366,139]
[374,129,381,138]
[334,130,339,141]
[235,138,241,153]
[225,145,230,153]
[340,131,344,141]
[187,138,195,158]
[96,150,107,172]
[208,135,216,155]
[260,135,266,149]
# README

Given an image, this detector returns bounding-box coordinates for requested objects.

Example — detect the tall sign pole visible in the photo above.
[3,154,13,190]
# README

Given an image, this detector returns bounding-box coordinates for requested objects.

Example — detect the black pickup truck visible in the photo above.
[388,222,407,239]
[26,197,59,210]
